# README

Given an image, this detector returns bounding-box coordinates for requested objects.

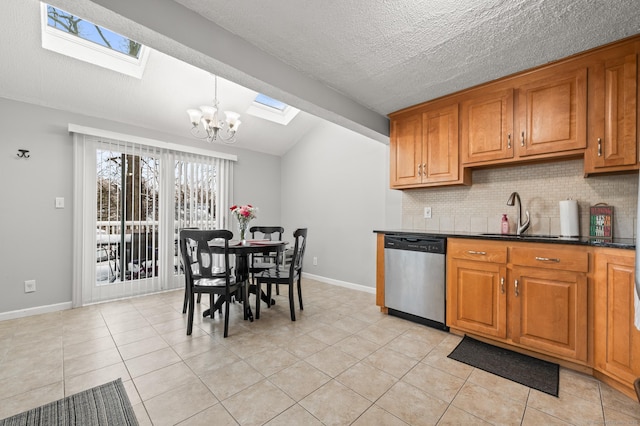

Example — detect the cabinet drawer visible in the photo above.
[448,239,507,263]
[510,245,589,272]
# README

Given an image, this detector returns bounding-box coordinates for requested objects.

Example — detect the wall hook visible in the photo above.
[17,149,30,158]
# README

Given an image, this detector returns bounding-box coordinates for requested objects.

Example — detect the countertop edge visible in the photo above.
[373,230,635,250]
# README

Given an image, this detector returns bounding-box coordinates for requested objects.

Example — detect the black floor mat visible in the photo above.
[448,335,559,397]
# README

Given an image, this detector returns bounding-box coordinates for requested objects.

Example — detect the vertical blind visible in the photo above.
[72,128,234,306]
[95,141,161,286]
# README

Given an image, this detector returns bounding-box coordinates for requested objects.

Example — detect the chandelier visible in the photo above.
[187,75,241,144]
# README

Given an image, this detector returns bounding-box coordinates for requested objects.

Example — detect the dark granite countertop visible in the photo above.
[373,229,635,250]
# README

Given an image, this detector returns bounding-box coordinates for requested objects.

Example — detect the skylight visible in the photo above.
[40,3,150,78]
[247,94,300,125]
[254,94,288,111]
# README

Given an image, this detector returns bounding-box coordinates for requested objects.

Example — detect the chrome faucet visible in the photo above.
[506,192,530,235]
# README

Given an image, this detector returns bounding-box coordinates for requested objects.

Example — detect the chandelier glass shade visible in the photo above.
[187,75,241,143]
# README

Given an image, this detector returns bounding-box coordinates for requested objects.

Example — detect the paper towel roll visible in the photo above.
[559,199,579,237]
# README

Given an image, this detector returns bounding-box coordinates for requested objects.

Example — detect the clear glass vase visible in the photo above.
[238,222,248,242]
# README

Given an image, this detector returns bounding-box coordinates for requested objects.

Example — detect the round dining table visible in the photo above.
[206,239,288,319]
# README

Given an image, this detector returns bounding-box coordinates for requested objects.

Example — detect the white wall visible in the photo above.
[281,121,395,289]
[0,97,281,315]
[0,100,74,315]
[232,150,281,229]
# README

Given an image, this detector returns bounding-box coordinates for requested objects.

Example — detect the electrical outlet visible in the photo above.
[313,257,318,266]
[424,207,432,218]
[24,280,36,293]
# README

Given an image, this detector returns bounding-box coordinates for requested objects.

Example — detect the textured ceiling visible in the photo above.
[174,0,640,115]
[1,0,639,156]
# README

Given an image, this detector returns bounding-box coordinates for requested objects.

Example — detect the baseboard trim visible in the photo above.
[0,276,373,322]
[302,272,375,294]
[0,301,73,322]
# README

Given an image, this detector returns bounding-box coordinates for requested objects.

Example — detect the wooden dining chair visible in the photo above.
[255,228,307,321]
[179,229,248,337]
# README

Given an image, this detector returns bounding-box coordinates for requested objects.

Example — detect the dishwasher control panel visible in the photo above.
[384,235,446,254]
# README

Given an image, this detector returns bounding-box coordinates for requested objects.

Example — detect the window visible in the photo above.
[247,94,300,125]
[40,3,150,78]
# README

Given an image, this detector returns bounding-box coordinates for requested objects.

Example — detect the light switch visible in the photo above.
[55,197,64,209]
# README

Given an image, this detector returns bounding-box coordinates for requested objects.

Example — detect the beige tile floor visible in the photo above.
[1,278,640,425]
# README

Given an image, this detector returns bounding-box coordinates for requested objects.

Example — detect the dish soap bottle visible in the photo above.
[501,214,509,234]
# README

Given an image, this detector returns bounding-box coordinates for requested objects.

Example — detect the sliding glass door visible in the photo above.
[72,130,233,306]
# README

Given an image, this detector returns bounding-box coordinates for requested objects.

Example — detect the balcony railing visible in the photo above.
[96,220,217,283]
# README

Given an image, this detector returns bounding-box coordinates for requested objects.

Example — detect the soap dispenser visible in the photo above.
[501,214,509,234]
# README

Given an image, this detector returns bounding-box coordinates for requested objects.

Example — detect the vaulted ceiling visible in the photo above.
[2,0,639,155]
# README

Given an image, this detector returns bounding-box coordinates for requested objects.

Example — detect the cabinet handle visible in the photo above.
[467,250,486,255]
[535,256,560,263]
[597,138,602,157]
[514,279,519,297]
[507,133,512,149]
[500,277,505,294]
[417,163,422,176]
[521,131,525,147]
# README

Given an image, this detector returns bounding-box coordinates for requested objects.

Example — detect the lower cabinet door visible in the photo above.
[594,251,640,384]
[448,259,507,339]
[510,266,588,362]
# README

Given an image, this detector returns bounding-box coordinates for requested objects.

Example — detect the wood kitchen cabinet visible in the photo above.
[460,66,587,166]
[390,103,466,188]
[447,239,508,339]
[510,245,589,362]
[516,67,587,157]
[593,248,640,398]
[447,239,589,364]
[388,35,640,188]
[389,113,422,186]
[585,50,638,175]
[375,233,386,310]
[422,104,459,183]
[460,67,587,166]
[461,88,514,164]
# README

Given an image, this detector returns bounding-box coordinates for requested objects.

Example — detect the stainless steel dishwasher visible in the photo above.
[384,234,447,330]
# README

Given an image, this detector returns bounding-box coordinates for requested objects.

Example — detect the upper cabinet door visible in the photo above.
[422,103,459,183]
[586,53,637,172]
[517,68,587,157]
[461,88,514,164]
[390,114,422,187]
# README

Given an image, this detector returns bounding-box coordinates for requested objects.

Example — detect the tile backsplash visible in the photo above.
[402,159,638,239]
